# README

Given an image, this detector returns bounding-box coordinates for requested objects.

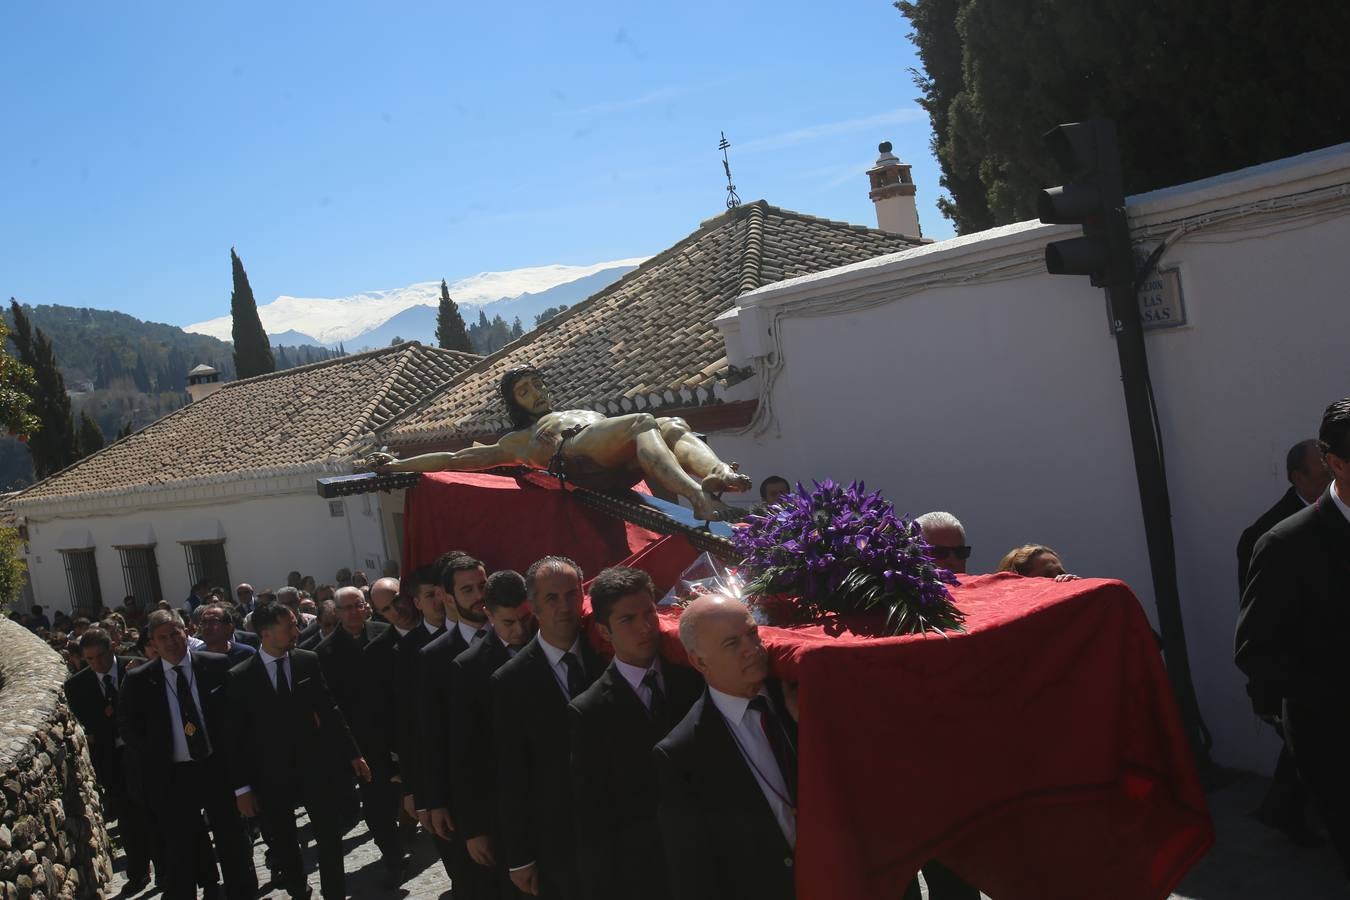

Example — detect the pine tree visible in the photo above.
[76,410,104,458]
[510,317,524,341]
[229,247,275,378]
[435,280,474,352]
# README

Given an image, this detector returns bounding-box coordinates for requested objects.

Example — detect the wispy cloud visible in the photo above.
[737,108,927,155]
[554,86,684,118]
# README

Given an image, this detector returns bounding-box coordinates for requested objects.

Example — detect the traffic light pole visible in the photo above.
[1101,209,1212,769]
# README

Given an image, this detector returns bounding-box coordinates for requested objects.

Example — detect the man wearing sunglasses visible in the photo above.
[916,511,972,574]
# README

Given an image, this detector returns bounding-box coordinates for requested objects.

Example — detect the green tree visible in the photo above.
[389,336,403,346]
[435,280,473,352]
[76,410,104,458]
[0,524,28,614]
[510,317,524,341]
[9,301,75,479]
[534,304,569,328]
[229,247,275,378]
[897,0,1350,229]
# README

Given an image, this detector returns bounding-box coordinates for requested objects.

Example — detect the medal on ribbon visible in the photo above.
[104,704,114,718]
[184,722,197,738]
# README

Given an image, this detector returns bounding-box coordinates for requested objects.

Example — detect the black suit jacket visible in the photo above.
[491,633,603,883]
[361,622,406,777]
[449,633,513,840]
[65,657,137,786]
[298,622,329,651]
[1237,486,1306,595]
[234,629,260,649]
[315,621,389,727]
[569,659,704,900]
[416,624,479,810]
[394,622,443,799]
[117,650,235,775]
[652,684,797,900]
[224,648,359,797]
[1237,486,1350,717]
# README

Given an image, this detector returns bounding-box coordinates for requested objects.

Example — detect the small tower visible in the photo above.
[186,364,223,403]
[867,141,921,239]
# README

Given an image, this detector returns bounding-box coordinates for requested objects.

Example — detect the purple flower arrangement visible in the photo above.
[733,480,965,635]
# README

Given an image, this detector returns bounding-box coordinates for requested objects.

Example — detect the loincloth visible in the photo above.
[547,424,646,492]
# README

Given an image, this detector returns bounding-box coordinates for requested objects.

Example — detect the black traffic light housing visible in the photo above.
[1037,119,1131,288]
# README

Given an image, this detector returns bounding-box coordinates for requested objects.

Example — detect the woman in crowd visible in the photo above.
[997,544,1081,582]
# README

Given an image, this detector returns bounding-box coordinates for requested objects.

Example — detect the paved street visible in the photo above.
[105,772,1344,899]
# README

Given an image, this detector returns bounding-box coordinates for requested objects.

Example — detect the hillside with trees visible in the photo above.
[0,302,340,489]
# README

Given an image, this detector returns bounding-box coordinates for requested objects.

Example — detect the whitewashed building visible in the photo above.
[12,344,477,614]
[712,142,1350,773]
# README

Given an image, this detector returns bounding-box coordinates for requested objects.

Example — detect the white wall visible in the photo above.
[23,487,393,613]
[710,144,1350,773]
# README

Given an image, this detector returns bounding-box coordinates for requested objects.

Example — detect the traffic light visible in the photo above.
[1037,119,1131,288]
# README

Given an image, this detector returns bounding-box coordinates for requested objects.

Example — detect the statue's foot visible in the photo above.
[702,463,753,495]
[690,490,733,522]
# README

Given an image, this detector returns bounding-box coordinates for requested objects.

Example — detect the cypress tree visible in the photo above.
[229,247,275,378]
[435,279,473,352]
[10,301,78,480]
[76,410,104,458]
[510,317,524,341]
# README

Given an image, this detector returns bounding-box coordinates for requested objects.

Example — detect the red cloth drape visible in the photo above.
[400,471,661,578]
[596,535,1213,900]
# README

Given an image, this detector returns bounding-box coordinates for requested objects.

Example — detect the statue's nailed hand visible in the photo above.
[363,451,397,472]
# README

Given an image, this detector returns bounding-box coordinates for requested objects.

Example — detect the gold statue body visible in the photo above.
[366,366,750,519]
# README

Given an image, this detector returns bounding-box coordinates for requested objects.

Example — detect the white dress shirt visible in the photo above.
[1331,481,1350,525]
[256,648,290,690]
[537,634,583,701]
[613,657,663,711]
[160,654,213,763]
[424,620,443,638]
[708,686,797,847]
[456,620,488,645]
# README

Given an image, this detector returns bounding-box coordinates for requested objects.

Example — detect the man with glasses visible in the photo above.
[198,603,256,665]
[316,587,402,885]
[916,511,973,575]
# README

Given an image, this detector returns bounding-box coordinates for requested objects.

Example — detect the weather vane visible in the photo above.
[720,131,741,210]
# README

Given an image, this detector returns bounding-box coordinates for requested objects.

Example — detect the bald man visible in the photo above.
[652,596,798,900]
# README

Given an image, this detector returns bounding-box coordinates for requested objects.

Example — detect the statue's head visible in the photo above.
[500,365,551,427]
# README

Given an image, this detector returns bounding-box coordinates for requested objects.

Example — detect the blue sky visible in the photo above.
[1,1,947,328]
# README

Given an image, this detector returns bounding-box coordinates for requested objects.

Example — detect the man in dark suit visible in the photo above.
[363,578,425,840]
[653,595,797,900]
[315,586,401,884]
[493,556,602,899]
[1238,439,1330,593]
[227,601,371,900]
[1235,437,1330,847]
[450,570,537,900]
[569,566,703,900]
[117,610,256,900]
[66,628,154,890]
[417,553,492,891]
[1238,398,1350,880]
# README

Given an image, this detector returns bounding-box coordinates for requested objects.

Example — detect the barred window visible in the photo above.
[182,540,230,592]
[60,549,103,617]
[117,546,163,606]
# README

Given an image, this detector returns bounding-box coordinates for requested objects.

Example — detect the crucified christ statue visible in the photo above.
[364,366,752,520]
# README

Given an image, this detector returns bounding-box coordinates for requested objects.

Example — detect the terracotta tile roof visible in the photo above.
[382,201,922,447]
[14,343,480,504]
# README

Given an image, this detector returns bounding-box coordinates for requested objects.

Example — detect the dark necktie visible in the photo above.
[173,665,208,761]
[474,627,488,641]
[103,674,118,709]
[748,695,797,806]
[561,651,587,699]
[641,669,667,723]
[275,656,291,701]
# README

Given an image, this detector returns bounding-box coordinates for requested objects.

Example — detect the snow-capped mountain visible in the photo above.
[184,258,647,347]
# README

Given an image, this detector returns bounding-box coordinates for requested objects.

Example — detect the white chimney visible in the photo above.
[186,364,223,403]
[867,141,921,239]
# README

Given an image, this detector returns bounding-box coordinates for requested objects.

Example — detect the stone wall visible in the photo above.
[0,619,112,899]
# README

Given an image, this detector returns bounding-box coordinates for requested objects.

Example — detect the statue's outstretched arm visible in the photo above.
[365,437,521,474]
